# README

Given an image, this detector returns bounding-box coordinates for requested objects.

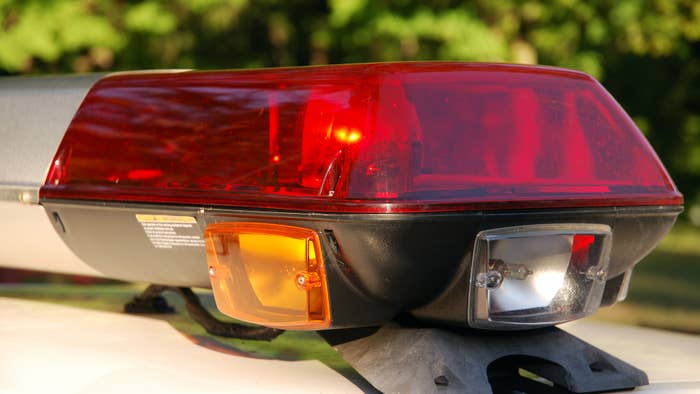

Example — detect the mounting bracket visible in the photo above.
[324,324,648,394]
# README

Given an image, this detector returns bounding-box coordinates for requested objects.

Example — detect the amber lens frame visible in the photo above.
[205,222,330,330]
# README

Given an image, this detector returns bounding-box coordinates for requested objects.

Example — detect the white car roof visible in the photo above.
[1,297,698,393]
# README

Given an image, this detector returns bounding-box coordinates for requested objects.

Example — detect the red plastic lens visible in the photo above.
[41,63,682,213]
[571,234,597,270]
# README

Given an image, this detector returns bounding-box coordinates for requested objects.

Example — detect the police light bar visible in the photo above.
[42,63,679,212]
[30,62,681,330]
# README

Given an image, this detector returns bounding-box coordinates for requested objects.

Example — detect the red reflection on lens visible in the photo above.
[41,63,682,212]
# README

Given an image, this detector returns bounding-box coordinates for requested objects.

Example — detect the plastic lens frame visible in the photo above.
[468,224,612,330]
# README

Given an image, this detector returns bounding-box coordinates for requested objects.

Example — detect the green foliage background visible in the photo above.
[2,0,700,209]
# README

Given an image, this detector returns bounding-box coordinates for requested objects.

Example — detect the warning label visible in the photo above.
[136,214,205,249]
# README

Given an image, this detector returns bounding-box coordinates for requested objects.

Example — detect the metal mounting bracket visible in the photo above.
[323,324,648,394]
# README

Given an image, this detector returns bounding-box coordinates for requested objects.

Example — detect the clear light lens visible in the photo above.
[469,224,611,329]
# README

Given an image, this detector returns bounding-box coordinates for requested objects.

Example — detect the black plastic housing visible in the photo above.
[42,200,681,328]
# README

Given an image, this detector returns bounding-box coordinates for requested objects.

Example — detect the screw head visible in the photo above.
[475,271,504,289]
[585,266,607,283]
[295,272,321,290]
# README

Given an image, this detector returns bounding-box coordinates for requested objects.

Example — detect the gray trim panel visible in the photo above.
[0,74,103,198]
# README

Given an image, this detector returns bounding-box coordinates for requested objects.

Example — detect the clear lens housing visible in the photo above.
[469,224,612,329]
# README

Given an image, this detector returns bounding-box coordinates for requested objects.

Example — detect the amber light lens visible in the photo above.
[204,222,330,330]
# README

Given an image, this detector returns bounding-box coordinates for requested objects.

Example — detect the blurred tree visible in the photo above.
[1,0,700,209]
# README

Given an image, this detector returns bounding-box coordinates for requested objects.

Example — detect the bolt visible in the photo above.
[434,375,449,386]
[208,266,215,276]
[18,192,29,203]
[475,271,504,289]
[295,272,321,290]
[585,266,607,283]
